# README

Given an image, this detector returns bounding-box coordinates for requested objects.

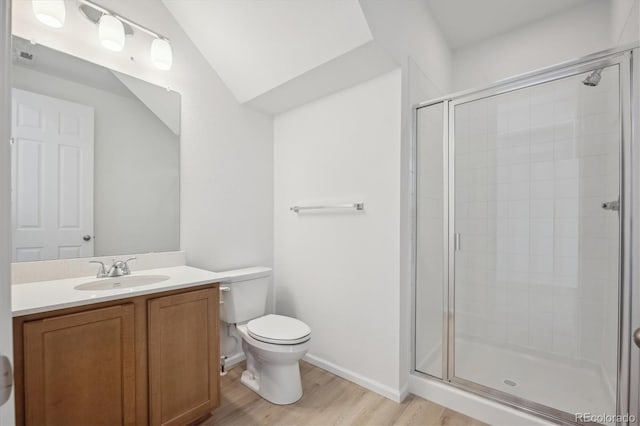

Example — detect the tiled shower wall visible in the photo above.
[453,67,620,379]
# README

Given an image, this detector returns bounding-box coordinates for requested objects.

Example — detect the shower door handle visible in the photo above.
[634,328,640,349]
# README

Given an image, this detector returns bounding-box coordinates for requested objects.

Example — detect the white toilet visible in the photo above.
[220,268,311,405]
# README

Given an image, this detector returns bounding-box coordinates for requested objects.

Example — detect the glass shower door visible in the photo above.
[415,102,446,379]
[452,64,621,420]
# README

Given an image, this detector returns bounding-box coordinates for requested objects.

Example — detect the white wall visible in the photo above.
[0,0,14,423]
[611,0,640,46]
[452,0,614,92]
[274,69,403,399]
[268,1,453,399]
[12,66,180,257]
[359,0,453,393]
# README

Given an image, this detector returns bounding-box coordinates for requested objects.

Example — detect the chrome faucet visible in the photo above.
[89,257,136,278]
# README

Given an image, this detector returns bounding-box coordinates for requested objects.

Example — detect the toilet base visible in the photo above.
[240,360,304,405]
[240,369,260,393]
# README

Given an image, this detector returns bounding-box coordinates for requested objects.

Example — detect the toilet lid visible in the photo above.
[247,314,311,345]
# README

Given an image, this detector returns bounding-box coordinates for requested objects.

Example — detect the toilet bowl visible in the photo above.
[235,314,310,404]
[219,268,311,405]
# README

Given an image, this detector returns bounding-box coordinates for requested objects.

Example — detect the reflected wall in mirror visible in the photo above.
[10,36,180,262]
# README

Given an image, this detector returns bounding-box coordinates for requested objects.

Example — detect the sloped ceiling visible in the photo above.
[163,0,374,104]
[112,71,181,135]
[11,36,134,99]
[424,0,591,49]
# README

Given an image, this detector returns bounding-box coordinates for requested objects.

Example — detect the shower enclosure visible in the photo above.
[414,45,639,425]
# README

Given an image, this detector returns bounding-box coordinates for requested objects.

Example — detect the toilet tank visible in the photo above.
[219,267,271,324]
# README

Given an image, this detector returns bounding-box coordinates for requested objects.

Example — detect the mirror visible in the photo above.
[10,36,180,262]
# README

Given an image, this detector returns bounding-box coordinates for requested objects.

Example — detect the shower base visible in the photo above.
[417,339,615,423]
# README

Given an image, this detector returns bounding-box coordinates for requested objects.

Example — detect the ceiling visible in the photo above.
[12,35,133,99]
[424,0,591,49]
[163,0,373,104]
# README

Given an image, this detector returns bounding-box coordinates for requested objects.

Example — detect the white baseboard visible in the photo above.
[408,373,552,426]
[303,353,407,403]
[224,351,246,369]
[398,382,410,402]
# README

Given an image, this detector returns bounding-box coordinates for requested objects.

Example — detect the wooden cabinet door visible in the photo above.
[23,304,136,426]
[148,287,219,426]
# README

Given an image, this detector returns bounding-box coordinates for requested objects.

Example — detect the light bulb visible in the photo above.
[99,14,125,52]
[151,38,172,71]
[32,0,66,28]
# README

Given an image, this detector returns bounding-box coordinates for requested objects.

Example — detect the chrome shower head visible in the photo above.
[583,69,602,87]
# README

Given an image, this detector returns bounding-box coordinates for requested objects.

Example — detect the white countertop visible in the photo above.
[12,265,270,317]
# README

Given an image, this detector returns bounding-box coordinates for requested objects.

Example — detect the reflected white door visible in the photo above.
[11,89,94,261]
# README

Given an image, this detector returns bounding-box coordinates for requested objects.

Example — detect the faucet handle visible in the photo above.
[89,261,107,278]
[122,257,136,275]
[106,259,125,277]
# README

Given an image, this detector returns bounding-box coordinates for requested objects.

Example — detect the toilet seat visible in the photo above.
[247,314,311,345]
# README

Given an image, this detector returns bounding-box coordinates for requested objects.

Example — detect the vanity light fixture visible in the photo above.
[79,0,173,70]
[32,0,66,28]
[150,38,173,71]
[98,14,125,52]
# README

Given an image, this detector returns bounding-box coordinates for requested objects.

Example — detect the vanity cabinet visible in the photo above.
[13,284,220,426]
[22,304,136,426]
[148,288,219,426]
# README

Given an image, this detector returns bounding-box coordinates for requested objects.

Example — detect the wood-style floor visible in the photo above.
[204,361,486,426]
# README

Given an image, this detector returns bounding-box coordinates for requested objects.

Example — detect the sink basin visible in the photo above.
[74,275,170,291]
